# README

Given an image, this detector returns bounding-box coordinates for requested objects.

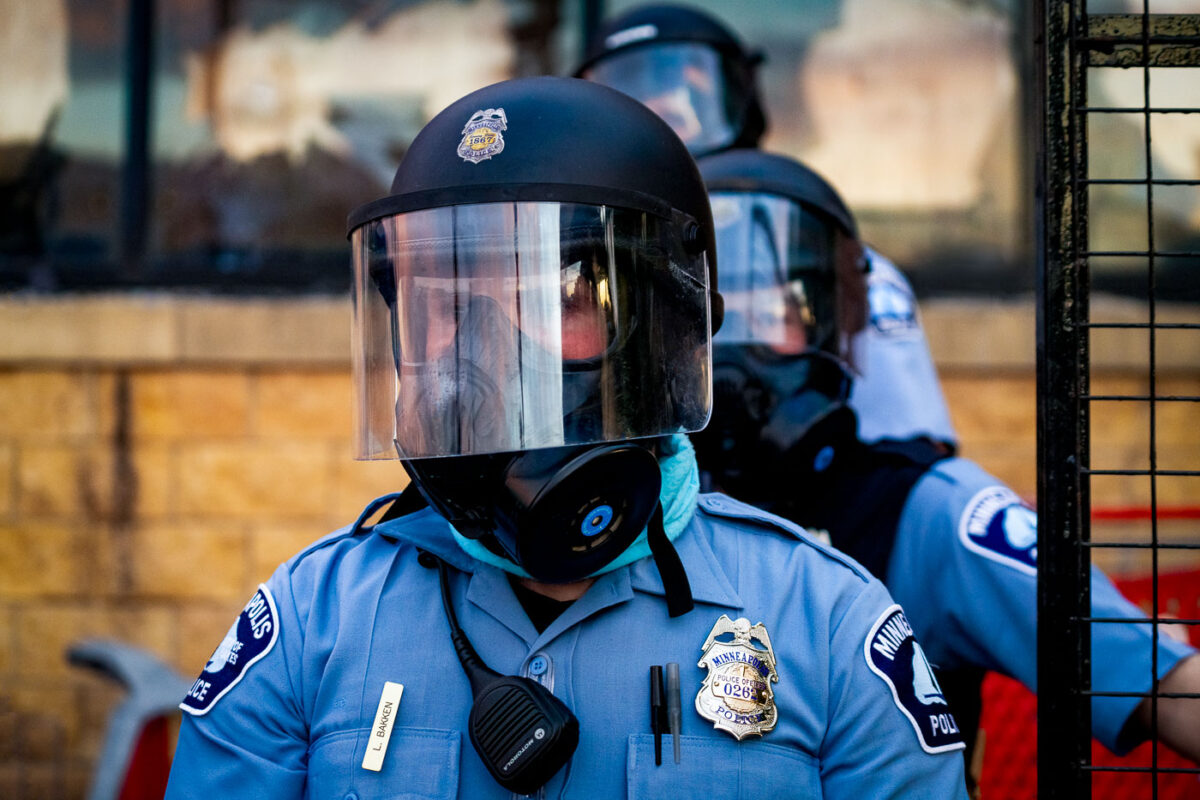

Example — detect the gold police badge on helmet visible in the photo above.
[457,108,507,163]
[696,615,779,740]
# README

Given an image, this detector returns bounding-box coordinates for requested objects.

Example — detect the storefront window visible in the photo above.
[4,0,1196,297]
[0,0,574,291]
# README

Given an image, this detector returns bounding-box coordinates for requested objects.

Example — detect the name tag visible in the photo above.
[362,681,404,772]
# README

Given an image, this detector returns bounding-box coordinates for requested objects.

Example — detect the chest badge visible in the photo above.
[457,107,507,163]
[695,615,779,740]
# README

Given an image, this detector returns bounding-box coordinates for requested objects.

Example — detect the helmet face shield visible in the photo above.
[709,191,838,357]
[351,202,712,460]
[582,42,741,155]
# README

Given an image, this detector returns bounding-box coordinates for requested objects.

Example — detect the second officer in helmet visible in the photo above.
[164,77,968,799]
[577,2,959,450]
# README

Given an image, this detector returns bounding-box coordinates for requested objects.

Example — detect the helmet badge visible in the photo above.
[457,107,507,164]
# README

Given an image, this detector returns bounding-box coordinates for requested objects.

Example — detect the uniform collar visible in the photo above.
[467,565,638,648]
[374,505,475,572]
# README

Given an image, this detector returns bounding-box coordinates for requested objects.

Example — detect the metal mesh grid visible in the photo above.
[1039,1,1200,796]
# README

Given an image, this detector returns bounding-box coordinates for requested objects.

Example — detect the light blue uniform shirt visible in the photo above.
[848,250,958,449]
[886,457,1196,752]
[166,493,968,799]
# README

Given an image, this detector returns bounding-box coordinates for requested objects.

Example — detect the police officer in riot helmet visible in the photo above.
[692,149,943,617]
[689,150,870,511]
[165,78,971,798]
[692,147,1200,785]
[578,3,960,453]
[574,3,766,157]
[352,89,719,588]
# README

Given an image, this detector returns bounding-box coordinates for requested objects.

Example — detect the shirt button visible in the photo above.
[529,654,549,676]
[345,794,359,800]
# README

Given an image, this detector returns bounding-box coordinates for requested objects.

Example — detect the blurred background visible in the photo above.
[0,0,1196,797]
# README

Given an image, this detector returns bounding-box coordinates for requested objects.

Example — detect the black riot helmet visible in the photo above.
[574,4,766,157]
[348,77,720,585]
[690,149,869,506]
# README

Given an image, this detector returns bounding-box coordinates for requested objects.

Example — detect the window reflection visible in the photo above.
[0,0,70,272]
[0,0,523,290]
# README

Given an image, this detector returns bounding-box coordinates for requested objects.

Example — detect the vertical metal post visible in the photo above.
[1041,7,1200,792]
[1016,0,1041,276]
[1139,7,1162,787]
[120,0,155,279]
[1036,0,1092,794]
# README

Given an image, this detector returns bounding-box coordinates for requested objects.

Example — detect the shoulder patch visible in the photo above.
[867,273,920,339]
[181,584,280,716]
[864,605,965,754]
[957,486,1038,575]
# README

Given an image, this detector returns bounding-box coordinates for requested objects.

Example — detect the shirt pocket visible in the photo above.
[308,726,461,800]
[627,733,821,800]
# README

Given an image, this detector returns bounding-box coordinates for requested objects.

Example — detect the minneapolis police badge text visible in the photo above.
[696,615,779,740]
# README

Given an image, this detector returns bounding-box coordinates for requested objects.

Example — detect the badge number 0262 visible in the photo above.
[695,615,779,740]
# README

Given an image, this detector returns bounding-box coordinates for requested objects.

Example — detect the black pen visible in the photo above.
[650,665,664,766]
[666,662,681,764]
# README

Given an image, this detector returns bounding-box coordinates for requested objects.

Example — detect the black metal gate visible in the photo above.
[1038,1,1200,796]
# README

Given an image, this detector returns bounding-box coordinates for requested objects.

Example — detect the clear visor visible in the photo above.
[351,202,712,459]
[583,42,739,155]
[709,191,838,356]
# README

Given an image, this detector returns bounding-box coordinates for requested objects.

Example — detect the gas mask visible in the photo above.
[698,345,856,504]
[690,158,866,503]
[350,200,713,585]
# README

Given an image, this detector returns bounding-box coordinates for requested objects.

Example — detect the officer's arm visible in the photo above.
[885,476,1040,689]
[903,477,1198,754]
[1089,565,1199,755]
[164,567,308,799]
[1127,652,1200,763]
[819,579,969,799]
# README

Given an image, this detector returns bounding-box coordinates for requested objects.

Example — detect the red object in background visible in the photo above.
[118,717,173,800]
[978,569,1200,799]
[977,672,1037,799]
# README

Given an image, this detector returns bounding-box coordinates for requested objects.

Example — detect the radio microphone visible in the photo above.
[423,551,579,795]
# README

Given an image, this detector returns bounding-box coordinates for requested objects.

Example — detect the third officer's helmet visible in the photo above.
[574,4,766,157]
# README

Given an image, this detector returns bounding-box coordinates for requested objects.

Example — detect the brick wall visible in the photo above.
[0,297,406,797]
[0,293,1195,797]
